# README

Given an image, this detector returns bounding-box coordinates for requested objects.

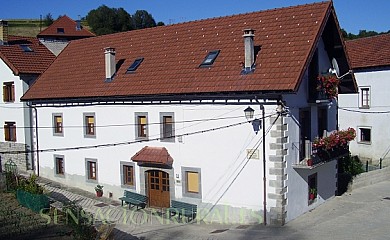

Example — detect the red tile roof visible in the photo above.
[131,147,174,165]
[345,33,390,69]
[23,2,335,101]
[37,15,95,38]
[0,36,55,75]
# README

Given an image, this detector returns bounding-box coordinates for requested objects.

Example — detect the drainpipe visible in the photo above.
[27,102,39,176]
[255,97,267,225]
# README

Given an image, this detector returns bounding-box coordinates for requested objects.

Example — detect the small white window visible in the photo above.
[358,127,371,144]
[359,87,370,109]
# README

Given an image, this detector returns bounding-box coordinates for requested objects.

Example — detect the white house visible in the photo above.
[0,20,55,172]
[37,16,95,56]
[339,34,390,166]
[21,2,356,225]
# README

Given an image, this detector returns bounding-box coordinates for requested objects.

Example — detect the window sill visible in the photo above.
[359,106,370,109]
[121,184,136,190]
[358,141,371,145]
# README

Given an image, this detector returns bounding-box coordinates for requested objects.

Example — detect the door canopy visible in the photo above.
[131,146,174,166]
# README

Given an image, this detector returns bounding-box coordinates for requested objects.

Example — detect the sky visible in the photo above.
[1,0,389,34]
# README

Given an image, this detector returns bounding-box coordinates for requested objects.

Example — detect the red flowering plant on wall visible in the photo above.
[317,74,340,99]
[312,128,356,160]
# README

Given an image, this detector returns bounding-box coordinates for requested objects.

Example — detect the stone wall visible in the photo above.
[0,142,30,173]
[348,167,390,192]
[268,115,287,225]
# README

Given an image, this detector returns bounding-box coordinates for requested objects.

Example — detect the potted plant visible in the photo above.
[307,158,313,167]
[95,184,104,197]
[317,74,340,99]
[309,188,317,200]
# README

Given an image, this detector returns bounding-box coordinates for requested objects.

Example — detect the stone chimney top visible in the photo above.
[0,20,9,45]
[243,29,255,73]
[105,47,116,82]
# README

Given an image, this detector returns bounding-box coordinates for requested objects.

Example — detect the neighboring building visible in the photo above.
[339,34,390,165]
[0,20,55,172]
[37,15,95,56]
[22,2,356,225]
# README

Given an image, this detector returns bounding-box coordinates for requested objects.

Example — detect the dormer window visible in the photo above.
[126,58,144,73]
[20,45,33,52]
[199,50,220,67]
[57,28,65,34]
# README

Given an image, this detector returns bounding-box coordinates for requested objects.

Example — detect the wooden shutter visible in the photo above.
[3,85,7,102]
[11,124,16,141]
[187,172,199,193]
[4,124,9,141]
[11,84,15,102]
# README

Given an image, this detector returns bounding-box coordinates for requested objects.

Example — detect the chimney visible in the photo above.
[0,20,9,45]
[76,20,81,31]
[104,47,116,81]
[243,29,255,72]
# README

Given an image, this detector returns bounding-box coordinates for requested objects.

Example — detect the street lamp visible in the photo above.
[244,106,261,134]
[244,105,267,225]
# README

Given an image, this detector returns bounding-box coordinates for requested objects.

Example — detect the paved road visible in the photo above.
[42,179,390,239]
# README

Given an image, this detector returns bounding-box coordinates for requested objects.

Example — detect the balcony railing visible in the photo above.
[293,140,349,169]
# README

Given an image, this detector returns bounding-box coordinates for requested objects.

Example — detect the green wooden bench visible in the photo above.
[168,200,197,222]
[118,190,147,210]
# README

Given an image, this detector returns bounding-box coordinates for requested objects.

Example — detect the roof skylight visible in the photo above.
[126,58,144,73]
[57,28,65,34]
[199,50,220,67]
[20,45,33,52]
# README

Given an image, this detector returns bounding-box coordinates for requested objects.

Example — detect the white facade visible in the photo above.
[0,58,34,171]
[339,68,390,164]
[33,65,339,225]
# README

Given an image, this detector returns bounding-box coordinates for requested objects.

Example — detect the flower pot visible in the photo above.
[309,193,315,200]
[307,159,313,166]
[96,191,103,197]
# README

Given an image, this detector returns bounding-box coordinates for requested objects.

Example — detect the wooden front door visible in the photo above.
[147,170,170,208]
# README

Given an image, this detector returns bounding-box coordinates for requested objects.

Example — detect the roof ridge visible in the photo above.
[346,32,390,42]
[156,1,331,27]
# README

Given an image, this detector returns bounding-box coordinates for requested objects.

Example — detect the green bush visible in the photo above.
[339,154,364,176]
[62,201,97,240]
[17,174,45,194]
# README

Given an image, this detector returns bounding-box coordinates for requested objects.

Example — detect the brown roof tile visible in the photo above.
[37,15,95,38]
[345,33,390,69]
[23,2,332,101]
[0,36,55,75]
[131,147,174,165]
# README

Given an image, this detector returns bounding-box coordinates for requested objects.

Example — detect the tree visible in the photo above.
[86,5,134,35]
[43,13,54,26]
[132,10,156,29]
[86,5,162,35]
[342,28,390,40]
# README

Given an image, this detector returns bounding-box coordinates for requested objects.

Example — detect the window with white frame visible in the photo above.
[181,167,202,198]
[359,87,370,109]
[4,122,16,142]
[3,82,15,103]
[86,158,98,182]
[358,127,371,144]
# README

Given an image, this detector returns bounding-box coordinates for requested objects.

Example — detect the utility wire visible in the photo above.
[0,113,277,155]
[339,107,390,114]
[0,113,255,129]
[199,113,280,221]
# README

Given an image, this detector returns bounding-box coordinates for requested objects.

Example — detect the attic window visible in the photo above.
[20,45,33,52]
[199,50,220,67]
[126,58,144,73]
[57,28,65,34]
